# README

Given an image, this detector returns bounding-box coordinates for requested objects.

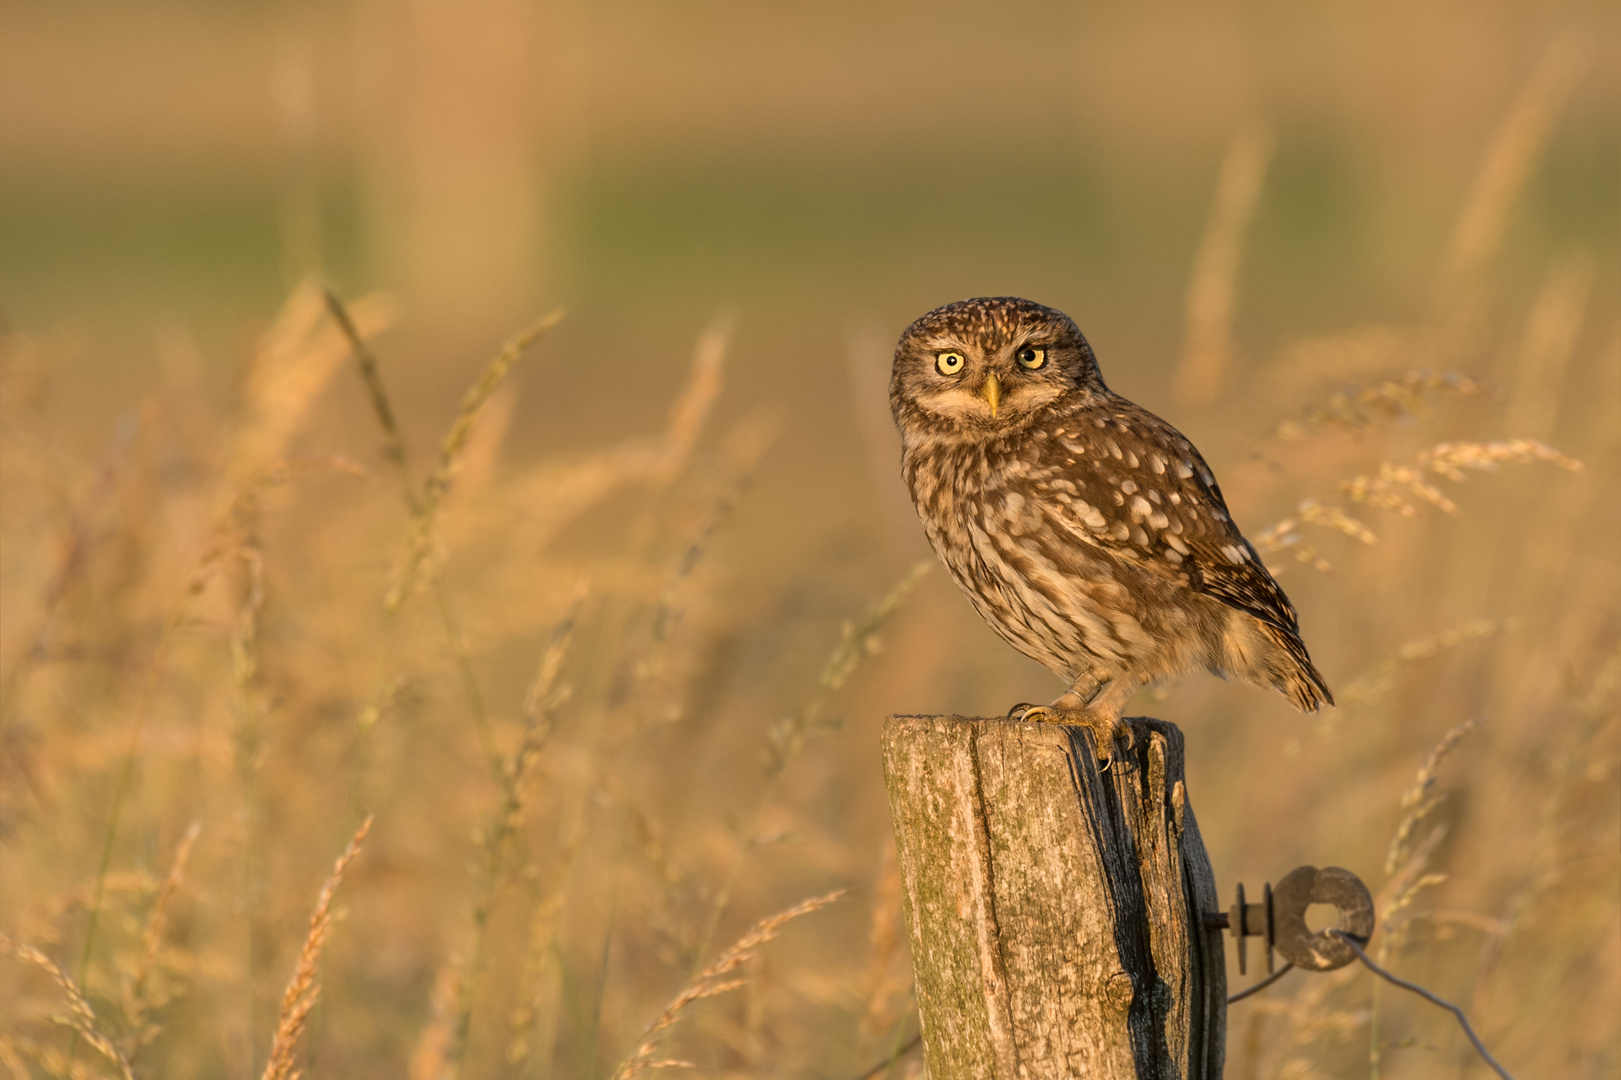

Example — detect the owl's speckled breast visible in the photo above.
[900,420,1174,682]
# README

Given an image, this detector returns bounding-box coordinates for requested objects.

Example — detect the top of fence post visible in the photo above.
[881,714,1225,1079]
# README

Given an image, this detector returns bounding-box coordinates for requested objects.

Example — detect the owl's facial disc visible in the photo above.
[902,335,1065,426]
[892,298,1107,434]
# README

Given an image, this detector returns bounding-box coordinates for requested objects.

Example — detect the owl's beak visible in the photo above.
[980,372,1002,417]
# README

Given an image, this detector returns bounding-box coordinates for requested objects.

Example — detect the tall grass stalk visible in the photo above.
[691,562,928,985]
[1176,120,1275,406]
[609,891,843,1079]
[443,588,586,1077]
[2,933,136,1080]
[259,816,373,1080]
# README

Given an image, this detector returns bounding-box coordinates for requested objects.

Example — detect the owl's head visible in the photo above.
[890,297,1105,436]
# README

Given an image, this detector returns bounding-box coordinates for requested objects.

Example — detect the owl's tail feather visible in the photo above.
[1222,611,1335,712]
[1262,622,1335,712]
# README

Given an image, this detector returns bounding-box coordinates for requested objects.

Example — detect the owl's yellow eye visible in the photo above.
[935,351,966,376]
[1016,346,1047,370]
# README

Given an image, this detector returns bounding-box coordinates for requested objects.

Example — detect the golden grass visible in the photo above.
[1336,619,1515,708]
[1252,436,1584,578]
[120,821,200,1062]
[260,816,373,1080]
[1340,438,1582,517]
[0,37,1615,1080]
[1175,120,1276,407]
[1506,254,1598,437]
[232,280,398,487]
[1272,371,1496,442]
[387,307,567,613]
[440,585,586,1078]
[1384,718,1480,878]
[0,934,134,1080]
[609,890,843,1079]
[1442,40,1588,293]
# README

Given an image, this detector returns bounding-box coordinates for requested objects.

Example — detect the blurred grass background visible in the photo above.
[1,1,1617,1077]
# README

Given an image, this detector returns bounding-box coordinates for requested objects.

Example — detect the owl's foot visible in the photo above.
[1012,704,1135,767]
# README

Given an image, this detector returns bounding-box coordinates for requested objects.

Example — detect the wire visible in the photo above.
[854,934,1514,1079]
[1330,931,1517,1080]
[1227,962,1295,1004]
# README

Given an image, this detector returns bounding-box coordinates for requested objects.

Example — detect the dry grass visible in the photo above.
[1175,120,1276,407]
[260,817,373,1080]
[1441,39,1588,293]
[0,934,135,1080]
[609,890,842,1079]
[0,19,1615,1080]
[120,821,201,1062]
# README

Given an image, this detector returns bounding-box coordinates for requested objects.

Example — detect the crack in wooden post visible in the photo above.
[883,715,1226,1079]
[964,729,1021,1074]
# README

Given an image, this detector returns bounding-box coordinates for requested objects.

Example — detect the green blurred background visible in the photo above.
[5,2,1614,388]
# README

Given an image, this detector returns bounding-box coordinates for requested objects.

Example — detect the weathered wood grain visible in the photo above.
[882,715,1225,1079]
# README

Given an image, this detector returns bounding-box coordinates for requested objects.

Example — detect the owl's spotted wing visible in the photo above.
[1026,400,1302,636]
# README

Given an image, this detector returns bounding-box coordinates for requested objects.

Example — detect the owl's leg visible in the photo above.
[1013,672,1135,765]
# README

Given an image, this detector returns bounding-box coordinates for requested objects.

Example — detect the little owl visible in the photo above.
[891,297,1332,760]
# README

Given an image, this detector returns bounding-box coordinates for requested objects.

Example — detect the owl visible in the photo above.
[890,297,1332,760]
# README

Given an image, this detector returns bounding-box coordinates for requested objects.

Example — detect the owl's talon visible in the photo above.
[1012,705,1130,767]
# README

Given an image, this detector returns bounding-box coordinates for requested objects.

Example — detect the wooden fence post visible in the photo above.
[882,715,1225,1079]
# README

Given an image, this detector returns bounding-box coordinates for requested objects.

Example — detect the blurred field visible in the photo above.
[1,2,1618,1078]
